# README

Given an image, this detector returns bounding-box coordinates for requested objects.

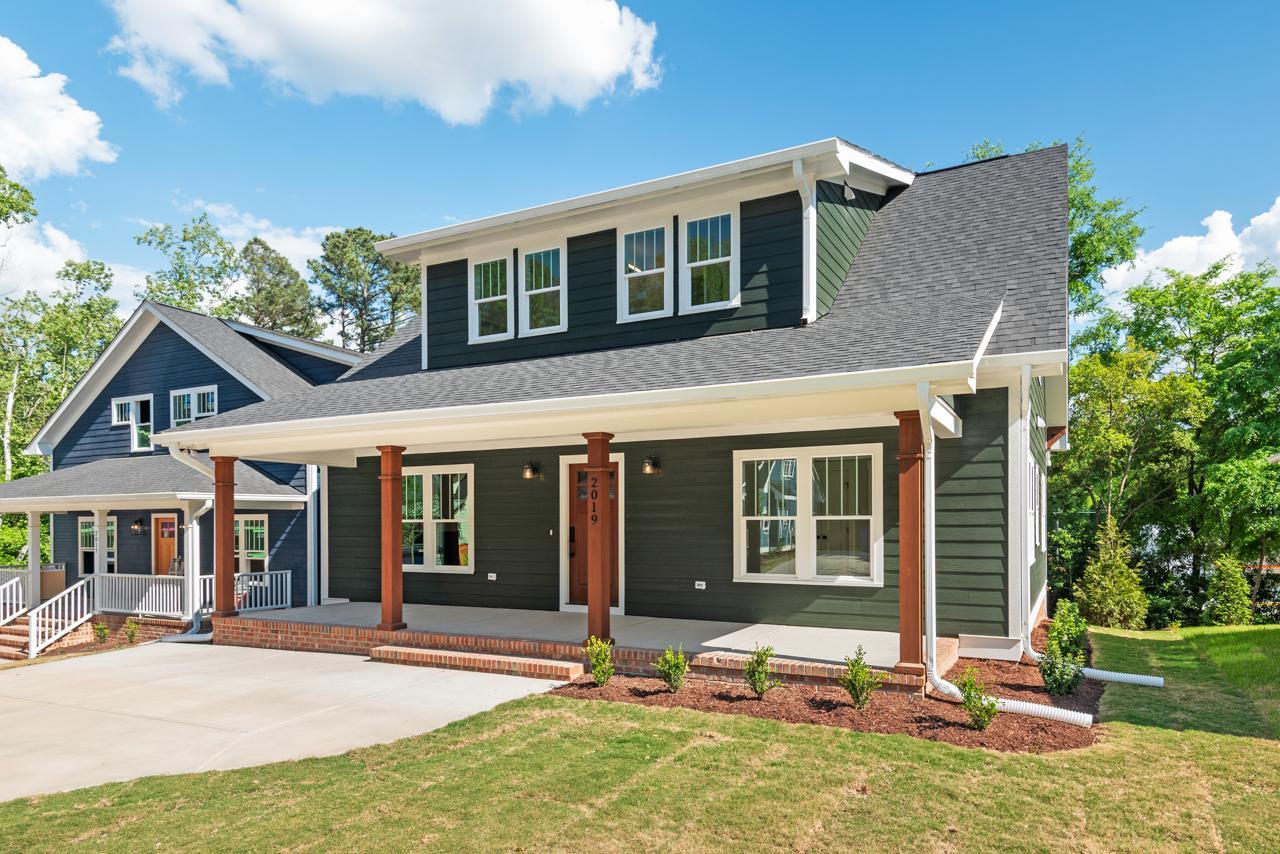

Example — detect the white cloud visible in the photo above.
[1101,196,1280,307]
[105,0,660,123]
[0,36,117,181]
[0,221,142,312]
[190,199,337,275]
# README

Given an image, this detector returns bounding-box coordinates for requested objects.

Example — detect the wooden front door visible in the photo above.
[153,515,177,575]
[568,462,618,607]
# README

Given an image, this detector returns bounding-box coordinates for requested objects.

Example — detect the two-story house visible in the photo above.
[153,139,1067,691]
[0,302,360,657]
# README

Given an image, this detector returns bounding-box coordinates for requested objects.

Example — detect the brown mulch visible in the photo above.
[551,620,1102,753]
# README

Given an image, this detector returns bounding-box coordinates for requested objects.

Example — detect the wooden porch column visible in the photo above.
[583,432,614,643]
[211,456,238,617]
[377,445,407,631]
[894,411,926,676]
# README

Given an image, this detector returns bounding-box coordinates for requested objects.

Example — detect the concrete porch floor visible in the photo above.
[251,602,903,668]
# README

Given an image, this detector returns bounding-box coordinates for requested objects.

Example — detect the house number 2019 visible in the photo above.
[590,476,599,524]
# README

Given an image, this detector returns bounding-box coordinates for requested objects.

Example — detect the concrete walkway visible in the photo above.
[0,643,559,801]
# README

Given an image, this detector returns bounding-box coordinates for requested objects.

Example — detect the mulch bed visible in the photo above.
[551,621,1102,753]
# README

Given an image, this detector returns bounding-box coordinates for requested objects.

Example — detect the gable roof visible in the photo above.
[159,146,1067,440]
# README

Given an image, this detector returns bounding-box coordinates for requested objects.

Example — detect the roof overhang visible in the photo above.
[225,321,362,366]
[0,492,305,514]
[376,138,915,264]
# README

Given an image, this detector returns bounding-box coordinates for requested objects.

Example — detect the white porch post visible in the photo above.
[183,501,202,620]
[26,511,42,608]
[92,508,107,612]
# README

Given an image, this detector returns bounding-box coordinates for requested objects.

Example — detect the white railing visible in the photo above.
[97,573,186,619]
[27,576,95,658]
[0,566,27,585]
[200,570,291,614]
[0,575,25,627]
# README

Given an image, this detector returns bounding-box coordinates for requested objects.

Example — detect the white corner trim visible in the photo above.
[419,258,430,371]
[558,452,625,615]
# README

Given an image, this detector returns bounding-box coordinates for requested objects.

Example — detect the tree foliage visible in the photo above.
[134,213,242,313]
[309,227,419,352]
[1075,514,1149,629]
[225,237,323,338]
[1202,555,1253,626]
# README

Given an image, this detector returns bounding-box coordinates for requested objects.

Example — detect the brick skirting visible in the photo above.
[214,615,930,692]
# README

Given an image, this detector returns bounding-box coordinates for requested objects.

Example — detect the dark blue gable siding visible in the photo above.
[54,323,263,468]
[253,339,350,385]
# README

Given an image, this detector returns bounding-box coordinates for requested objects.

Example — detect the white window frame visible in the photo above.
[170,384,218,428]
[403,463,475,575]
[77,516,117,575]
[467,254,515,344]
[110,393,153,452]
[111,399,131,426]
[518,240,568,337]
[233,514,269,573]
[679,202,741,315]
[616,219,674,323]
[732,443,883,587]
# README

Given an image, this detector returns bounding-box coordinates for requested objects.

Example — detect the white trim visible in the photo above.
[401,464,475,574]
[77,514,117,575]
[170,384,218,427]
[517,239,569,337]
[793,160,818,324]
[0,492,304,514]
[224,321,361,365]
[467,254,515,344]
[1006,376,1028,639]
[111,392,154,453]
[731,443,884,587]
[678,202,741,314]
[616,218,674,323]
[558,452,625,615]
[419,260,430,371]
[319,464,331,601]
[150,513,179,574]
[305,464,319,607]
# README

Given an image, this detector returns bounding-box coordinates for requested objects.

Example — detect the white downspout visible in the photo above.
[917,382,1093,727]
[792,159,818,324]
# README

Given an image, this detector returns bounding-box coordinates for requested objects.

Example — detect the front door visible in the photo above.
[568,462,618,607]
[153,515,177,575]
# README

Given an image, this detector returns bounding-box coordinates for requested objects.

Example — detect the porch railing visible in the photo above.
[27,576,95,658]
[0,575,25,628]
[199,570,291,615]
[97,573,186,619]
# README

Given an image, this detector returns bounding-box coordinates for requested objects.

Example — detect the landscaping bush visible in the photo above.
[956,667,998,731]
[124,618,140,644]
[1203,555,1254,626]
[837,644,884,710]
[92,621,110,644]
[1039,634,1085,695]
[744,645,779,698]
[1047,599,1088,655]
[585,635,614,686]
[1075,514,1148,629]
[652,645,688,693]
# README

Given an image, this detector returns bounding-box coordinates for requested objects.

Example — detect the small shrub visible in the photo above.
[1075,514,1148,629]
[1047,599,1088,656]
[124,618,141,644]
[1202,555,1254,626]
[744,645,780,698]
[956,667,998,731]
[1039,634,1085,695]
[652,645,688,693]
[585,635,614,687]
[837,645,884,710]
[91,621,110,644]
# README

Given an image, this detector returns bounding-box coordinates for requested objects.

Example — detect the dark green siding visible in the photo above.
[327,394,1013,637]
[1029,377,1048,600]
[425,191,803,369]
[815,180,881,317]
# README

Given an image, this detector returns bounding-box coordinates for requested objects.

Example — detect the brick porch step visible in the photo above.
[370,645,584,681]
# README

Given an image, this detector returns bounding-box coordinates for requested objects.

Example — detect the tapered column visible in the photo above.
[26,512,41,608]
[583,432,614,643]
[894,411,925,675]
[211,456,238,617]
[377,445,407,631]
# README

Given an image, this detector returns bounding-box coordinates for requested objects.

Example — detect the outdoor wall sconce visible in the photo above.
[641,456,661,475]
[130,518,145,535]
[522,461,540,480]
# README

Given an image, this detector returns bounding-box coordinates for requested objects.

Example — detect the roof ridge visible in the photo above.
[916,143,1067,177]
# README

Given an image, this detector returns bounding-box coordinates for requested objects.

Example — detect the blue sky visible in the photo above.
[2,1,1278,313]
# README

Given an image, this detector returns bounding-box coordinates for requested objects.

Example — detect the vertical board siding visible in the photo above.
[254,340,349,385]
[815,180,882,317]
[425,191,803,369]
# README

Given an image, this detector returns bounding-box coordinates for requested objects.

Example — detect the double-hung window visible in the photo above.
[468,256,514,343]
[680,207,740,313]
[403,464,473,573]
[617,223,673,321]
[77,516,116,574]
[110,394,153,452]
[519,243,567,335]
[733,444,883,585]
[233,515,269,573]
[170,385,218,428]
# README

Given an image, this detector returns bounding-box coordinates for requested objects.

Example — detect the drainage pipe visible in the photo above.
[917,383,1094,728]
[1020,620,1164,687]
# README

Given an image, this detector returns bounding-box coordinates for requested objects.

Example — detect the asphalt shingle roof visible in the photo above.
[0,455,302,502]
[166,146,1067,434]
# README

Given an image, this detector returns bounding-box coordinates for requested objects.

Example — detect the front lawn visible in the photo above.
[3,625,1277,852]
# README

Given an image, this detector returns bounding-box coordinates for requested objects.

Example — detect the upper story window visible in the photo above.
[519,244,567,336]
[170,385,218,428]
[617,223,673,322]
[680,207,740,314]
[468,256,514,344]
[110,394,153,452]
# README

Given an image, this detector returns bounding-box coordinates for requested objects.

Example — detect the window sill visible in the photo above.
[404,565,474,575]
[519,323,568,337]
[468,331,514,345]
[732,574,882,588]
[617,306,674,324]
[679,296,741,316]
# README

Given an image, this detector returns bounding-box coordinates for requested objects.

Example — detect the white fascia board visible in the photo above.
[224,321,361,366]
[377,138,913,263]
[146,309,273,401]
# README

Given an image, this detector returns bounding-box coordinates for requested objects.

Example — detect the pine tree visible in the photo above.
[1202,555,1253,626]
[228,238,323,338]
[1075,514,1149,629]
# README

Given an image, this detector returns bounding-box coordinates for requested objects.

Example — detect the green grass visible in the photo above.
[2,626,1277,852]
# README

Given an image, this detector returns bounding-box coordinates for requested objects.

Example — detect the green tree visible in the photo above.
[134,213,240,313]
[1075,514,1149,629]
[1202,555,1253,626]
[310,228,419,352]
[0,164,36,229]
[226,237,323,338]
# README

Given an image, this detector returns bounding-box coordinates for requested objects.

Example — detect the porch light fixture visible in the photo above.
[522,461,540,480]
[641,456,661,475]
[130,518,145,535]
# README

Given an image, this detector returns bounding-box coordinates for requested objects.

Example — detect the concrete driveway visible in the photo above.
[0,642,560,801]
